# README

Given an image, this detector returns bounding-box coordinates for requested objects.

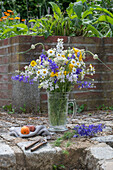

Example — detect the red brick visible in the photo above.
[0,90,12,99]
[70,37,101,44]
[0,65,8,73]
[0,74,8,82]
[0,39,3,46]
[0,48,5,55]
[106,56,113,62]
[11,36,19,44]
[0,57,2,64]
[40,94,47,100]
[9,54,19,63]
[8,83,12,90]
[19,44,31,53]
[3,39,8,46]
[0,100,12,107]
[18,35,33,43]
[35,36,68,43]
[0,83,8,90]
[8,46,13,54]
[8,64,18,73]
[2,56,9,64]
[103,37,113,44]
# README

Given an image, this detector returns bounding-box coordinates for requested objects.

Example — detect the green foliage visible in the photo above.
[54,130,74,147]
[62,150,69,155]
[54,137,62,147]
[2,104,15,114]
[0,10,28,40]
[77,104,86,113]
[1,0,113,39]
[53,164,65,170]
[97,104,113,111]
[68,102,73,115]
[20,104,26,113]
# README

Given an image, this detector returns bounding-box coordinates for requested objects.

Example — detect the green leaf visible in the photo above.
[104,29,112,37]
[2,27,16,35]
[94,15,113,25]
[73,1,83,18]
[29,19,36,23]
[49,2,62,17]
[90,7,113,18]
[43,31,50,39]
[66,3,77,19]
[82,10,93,19]
[77,0,87,3]
[86,24,103,37]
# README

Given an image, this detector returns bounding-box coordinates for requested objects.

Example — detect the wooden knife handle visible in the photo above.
[25,139,41,150]
[31,141,47,152]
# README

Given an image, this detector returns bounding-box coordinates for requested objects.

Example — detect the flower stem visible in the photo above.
[17,43,45,54]
[84,50,113,72]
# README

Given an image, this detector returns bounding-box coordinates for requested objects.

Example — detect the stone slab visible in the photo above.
[91,135,113,147]
[17,141,62,170]
[101,160,113,170]
[0,142,16,169]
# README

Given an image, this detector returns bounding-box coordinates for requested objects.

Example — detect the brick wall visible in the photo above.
[0,35,113,112]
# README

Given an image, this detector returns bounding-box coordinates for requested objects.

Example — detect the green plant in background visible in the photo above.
[53,164,65,170]
[0,0,113,39]
[2,104,15,114]
[77,104,86,113]
[97,104,113,111]
[68,102,73,115]
[20,104,26,113]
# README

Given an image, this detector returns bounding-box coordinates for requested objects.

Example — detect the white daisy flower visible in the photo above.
[42,69,48,76]
[72,67,76,73]
[47,49,55,57]
[71,59,76,66]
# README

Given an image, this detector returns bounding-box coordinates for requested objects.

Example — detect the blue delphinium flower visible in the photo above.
[48,59,59,73]
[11,75,32,84]
[73,124,105,138]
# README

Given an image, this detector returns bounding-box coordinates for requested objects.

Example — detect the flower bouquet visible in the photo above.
[12,38,109,131]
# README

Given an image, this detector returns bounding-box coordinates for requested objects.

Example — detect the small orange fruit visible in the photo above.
[21,126,30,135]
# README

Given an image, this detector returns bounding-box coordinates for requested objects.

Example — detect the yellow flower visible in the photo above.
[62,55,65,58]
[63,71,67,75]
[79,55,82,61]
[69,64,74,72]
[50,72,58,77]
[30,60,37,67]
[15,17,20,20]
[73,47,79,54]
[66,61,68,64]
[69,64,74,69]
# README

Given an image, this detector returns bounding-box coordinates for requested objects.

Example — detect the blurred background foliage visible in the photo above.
[0,0,113,39]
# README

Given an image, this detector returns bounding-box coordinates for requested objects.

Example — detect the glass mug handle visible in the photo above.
[68,99,77,119]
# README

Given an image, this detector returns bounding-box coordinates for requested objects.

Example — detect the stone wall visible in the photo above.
[0,35,113,112]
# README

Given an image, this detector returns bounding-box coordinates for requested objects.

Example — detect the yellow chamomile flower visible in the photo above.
[30,60,37,67]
